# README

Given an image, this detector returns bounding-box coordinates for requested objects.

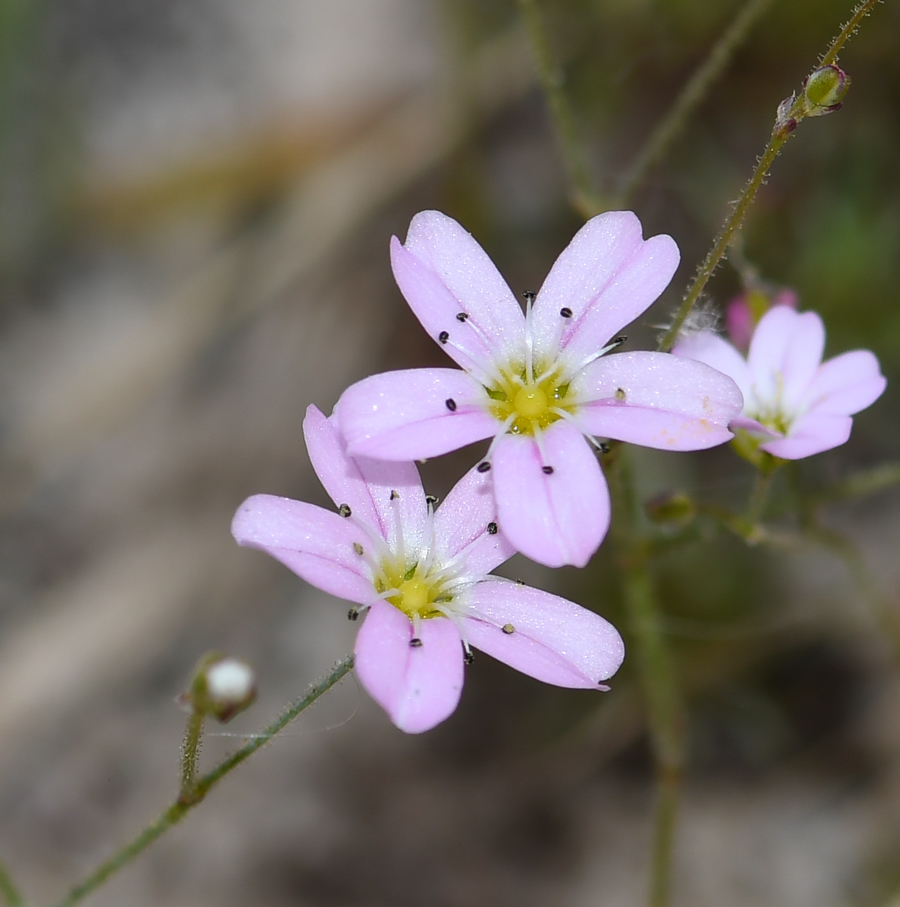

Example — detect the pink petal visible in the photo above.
[354,601,464,733]
[462,580,624,687]
[672,331,753,402]
[336,368,497,460]
[731,414,780,438]
[304,405,425,548]
[432,463,517,576]
[492,422,610,568]
[393,211,525,368]
[575,351,742,450]
[761,413,852,459]
[803,350,887,416]
[531,212,679,365]
[232,495,374,605]
[748,308,824,412]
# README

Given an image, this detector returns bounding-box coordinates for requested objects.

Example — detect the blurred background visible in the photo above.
[0,0,898,904]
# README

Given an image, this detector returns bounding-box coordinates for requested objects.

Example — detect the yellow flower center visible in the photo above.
[487,363,574,435]
[376,560,450,621]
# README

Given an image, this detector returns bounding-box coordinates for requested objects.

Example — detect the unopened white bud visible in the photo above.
[207,659,255,703]
[184,653,257,723]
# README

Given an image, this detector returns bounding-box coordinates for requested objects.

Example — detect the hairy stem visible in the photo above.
[658,0,884,352]
[515,0,602,217]
[48,656,354,907]
[179,709,205,801]
[0,859,23,907]
[616,0,774,205]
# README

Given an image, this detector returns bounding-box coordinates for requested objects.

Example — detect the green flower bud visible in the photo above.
[645,491,696,527]
[802,65,850,116]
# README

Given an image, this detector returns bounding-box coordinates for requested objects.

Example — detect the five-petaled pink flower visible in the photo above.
[674,306,886,460]
[336,210,744,567]
[232,405,625,734]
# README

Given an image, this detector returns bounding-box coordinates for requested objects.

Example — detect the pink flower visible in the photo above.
[336,210,743,567]
[232,405,624,734]
[674,306,886,460]
[725,288,798,351]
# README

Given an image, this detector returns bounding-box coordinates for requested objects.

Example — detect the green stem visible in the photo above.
[610,452,685,907]
[808,525,900,665]
[179,709,205,801]
[48,656,354,907]
[0,859,23,907]
[746,468,774,525]
[615,0,774,206]
[515,0,602,218]
[658,0,884,352]
[810,460,900,507]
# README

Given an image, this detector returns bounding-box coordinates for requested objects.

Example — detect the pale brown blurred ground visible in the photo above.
[0,1,899,905]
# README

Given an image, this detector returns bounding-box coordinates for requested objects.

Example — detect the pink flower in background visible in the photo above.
[674,306,886,459]
[232,406,624,734]
[725,287,798,351]
[336,210,743,568]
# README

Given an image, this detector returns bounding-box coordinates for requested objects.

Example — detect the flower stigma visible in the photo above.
[486,362,574,435]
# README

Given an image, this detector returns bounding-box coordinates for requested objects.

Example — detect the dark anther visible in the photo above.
[348,608,359,621]
[445,398,457,412]
[613,335,627,345]
[560,306,573,319]
[463,649,475,665]
[338,503,352,517]
[522,291,536,303]
[456,312,469,322]
[615,388,626,401]
[409,638,423,648]
[542,465,555,475]
[598,442,611,454]
[352,542,364,556]
[487,521,498,535]
[501,623,515,635]
[390,489,400,500]
[425,494,438,506]
[438,330,450,344]
[515,579,524,586]
[477,461,491,473]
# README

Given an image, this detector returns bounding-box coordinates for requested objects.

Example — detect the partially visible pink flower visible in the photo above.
[336,210,743,568]
[232,405,624,734]
[674,306,886,460]
[725,287,798,351]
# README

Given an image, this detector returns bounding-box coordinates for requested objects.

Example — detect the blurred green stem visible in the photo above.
[809,460,900,507]
[615,0,774,206]
[0,859,23,907]
[515,0,602,217]
[658,0,884,352]
[790,462,900,663]
[808,524,900,664]
[48,656,355,907]
[746,469,774,524]
[610,451,685,907]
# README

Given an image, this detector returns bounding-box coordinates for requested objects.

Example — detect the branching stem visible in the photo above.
[47,656,354,907]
